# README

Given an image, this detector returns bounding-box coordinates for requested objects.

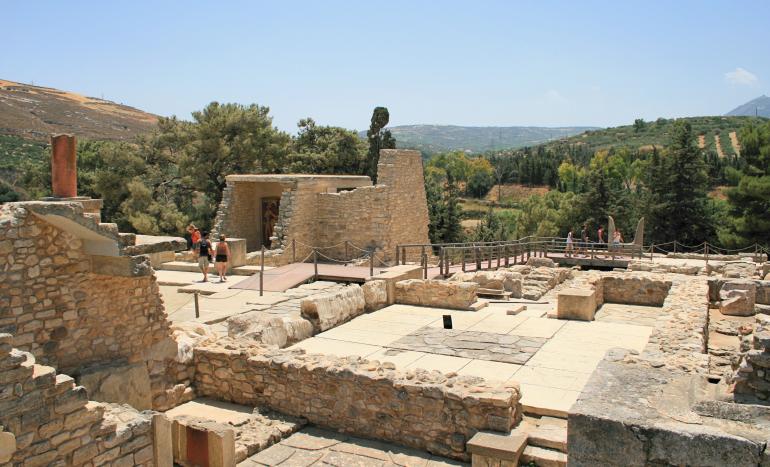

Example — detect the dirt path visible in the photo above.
[698,134,706,149]
[715,134,725,158]
[729,131,741,156]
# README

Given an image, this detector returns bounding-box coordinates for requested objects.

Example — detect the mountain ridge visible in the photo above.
[725,95,770,118]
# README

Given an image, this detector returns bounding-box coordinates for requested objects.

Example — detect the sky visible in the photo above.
[4,1,769,133]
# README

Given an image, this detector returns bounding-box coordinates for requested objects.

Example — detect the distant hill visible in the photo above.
[361,125,597,154]
[0,79,158,141]
[726,95,770,118]
[540,116,768,157]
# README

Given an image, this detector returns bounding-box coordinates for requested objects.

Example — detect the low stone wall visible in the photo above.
[735,315,770,400]
[628,261,701,275]
[300,284,365,332]
[0,333,167,466]
[193,339,520,460]
[602,274,672,306]
[449,270,523,297]
[395,279,479,310]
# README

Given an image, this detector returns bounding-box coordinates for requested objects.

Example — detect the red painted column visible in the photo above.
[51,134,77,198]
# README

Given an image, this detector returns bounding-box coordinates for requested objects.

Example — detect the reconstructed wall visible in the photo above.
[395,279,479,310]
[0,202,185,410]
[214,150,430,264]
[193,339,519,460]
[602,274,672,306]
[0,333,162,466]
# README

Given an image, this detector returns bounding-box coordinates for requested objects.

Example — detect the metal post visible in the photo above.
[497,245,501,269]
[313,249,319,280]
[673,241,677,254]
[651,244,655,262]
[422,253,428,279]
[504,245,509,267]
[705,243,709,267]
[369,253,374,277]
[345,241,349,262]
[475,247,481,271]
[462,249,466,272]
[395,245,400,266]
[292,239,296,263]
[260,246,265,296]
[421,245,426,265]
[487,246,492,269]
[194,291,200,318]
[401,246,406,265]
[439,247,444,276]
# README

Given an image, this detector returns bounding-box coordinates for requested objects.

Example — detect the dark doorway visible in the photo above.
[261,197,280,248]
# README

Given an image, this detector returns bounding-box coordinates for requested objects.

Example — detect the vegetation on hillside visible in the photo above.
[5,103,388,236]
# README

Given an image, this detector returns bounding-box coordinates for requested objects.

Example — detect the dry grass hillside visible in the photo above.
[0,79,158,141]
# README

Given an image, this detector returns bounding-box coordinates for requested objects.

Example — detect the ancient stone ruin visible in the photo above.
[2,140,770,466]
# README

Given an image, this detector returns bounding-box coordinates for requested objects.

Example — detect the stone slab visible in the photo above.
[466,431,527,461]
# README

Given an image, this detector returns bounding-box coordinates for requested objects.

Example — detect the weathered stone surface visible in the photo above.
[79,362,153,410]
[0,430,16,463]
[395,279,478,310]
[602,274,671,306]
[556,288,597,321]
[720,280,757,317]
[194,338,520,460]
[362,280,388,312]
[570,360,769,467]
[300,284,365,332]
[526,257,555,268]
[467,431,526,461]
[449,270,523,297]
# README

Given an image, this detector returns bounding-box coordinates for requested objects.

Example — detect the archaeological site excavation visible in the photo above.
[1,136,770,467]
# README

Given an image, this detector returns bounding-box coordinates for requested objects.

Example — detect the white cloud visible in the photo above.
[725,67,758,85]
[545,89,566,102]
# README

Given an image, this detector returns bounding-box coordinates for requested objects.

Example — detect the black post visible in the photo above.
[345,241,349,262]
[194,291,200,318]
[422,253,428,279]
[395,245,400,266]
[370,253,374,277]
[462,249,466,272]
[439,247,444,276]
[292,239,296,263]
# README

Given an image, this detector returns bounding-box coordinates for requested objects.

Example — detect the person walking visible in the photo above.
[566,229,574,257]
[197,231,213,282]
[215,234,231,282]
[611,230,624,259]
[188,224,201,252]
[597,225,606,257]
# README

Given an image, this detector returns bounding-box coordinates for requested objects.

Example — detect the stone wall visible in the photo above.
[193,339,520,460]
[395,279,479,310]
[0,202,185,411]
[0,333,164,466]
[735,315,770,400]
[602,274,672,306]
[213,150,430,265]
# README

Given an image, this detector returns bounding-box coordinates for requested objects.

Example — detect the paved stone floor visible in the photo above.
[239,426,466,467]
[387,327,545,364]
[594,303,662,327]
[290,301,654,417]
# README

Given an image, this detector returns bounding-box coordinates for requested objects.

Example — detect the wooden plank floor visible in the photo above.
[229,262,387,292]
[426,253,631,279]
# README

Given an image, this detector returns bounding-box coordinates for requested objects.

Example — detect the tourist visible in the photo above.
[215,234,231,282]
[197,231,213,282]
[597,224,606,257]
[188,224,201,252]
[566,229,574,257]
[612,230,624,259]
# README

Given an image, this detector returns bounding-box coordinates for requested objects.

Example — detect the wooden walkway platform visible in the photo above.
[425,253,631,279]
[229,262,387,292]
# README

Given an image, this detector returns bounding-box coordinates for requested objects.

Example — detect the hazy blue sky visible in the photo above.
[4,1,769,132]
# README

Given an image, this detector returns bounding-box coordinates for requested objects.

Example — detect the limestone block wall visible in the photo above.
[0,333,163,466]
[395,279,479,310]
[602,274,672,306]
[193,339,519,460]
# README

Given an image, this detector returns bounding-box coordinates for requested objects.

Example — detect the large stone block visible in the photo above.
[450,270,522,297]
[395,279,478,310]
[602,275,671,306]
[557,288,597,321]
[720,280,756,317]
[171,416,235,467]
[0,430,16,463]
[362,280,387,312]
[78,362,153,410]
[300,284,365,332]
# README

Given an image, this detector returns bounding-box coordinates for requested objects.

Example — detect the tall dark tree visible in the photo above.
[366,107,393,182]
[645,121,713,244]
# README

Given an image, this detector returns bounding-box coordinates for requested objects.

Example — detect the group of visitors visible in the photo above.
[565,224,624,258]
[186,224,231,282]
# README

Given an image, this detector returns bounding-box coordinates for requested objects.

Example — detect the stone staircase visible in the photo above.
[467,414,568,466]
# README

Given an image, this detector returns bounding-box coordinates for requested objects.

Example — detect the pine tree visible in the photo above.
[645,121,713,244]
